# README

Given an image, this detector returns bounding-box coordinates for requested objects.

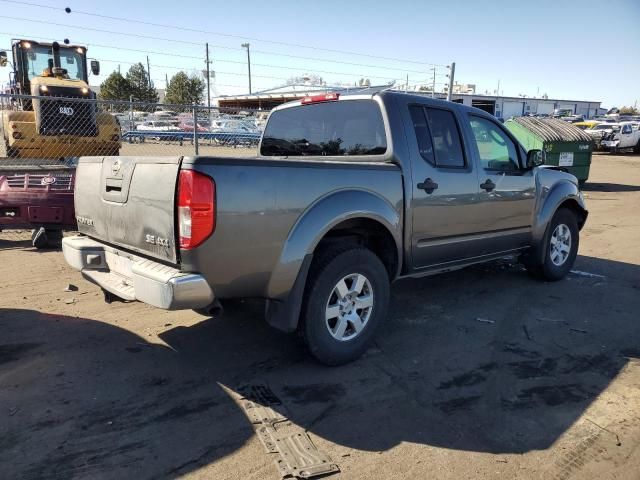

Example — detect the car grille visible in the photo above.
[3,173,74,191]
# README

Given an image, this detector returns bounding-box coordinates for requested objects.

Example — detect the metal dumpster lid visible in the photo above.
[510,117,593,143]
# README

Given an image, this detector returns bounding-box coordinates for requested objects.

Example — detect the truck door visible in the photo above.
[462,114,536,255]
[619,123,634,148]
[406,104,484,269]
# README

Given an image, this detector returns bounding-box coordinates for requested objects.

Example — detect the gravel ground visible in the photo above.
[1,153,639,480]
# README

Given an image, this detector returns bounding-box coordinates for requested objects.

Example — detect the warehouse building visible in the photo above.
[449,94,603,119]
[216,85,603,119]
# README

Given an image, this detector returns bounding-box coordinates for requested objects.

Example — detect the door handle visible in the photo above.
[417,178,438,194]
[480,179,495,192]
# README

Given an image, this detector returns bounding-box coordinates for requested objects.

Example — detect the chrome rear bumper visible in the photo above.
[62,236,214,309]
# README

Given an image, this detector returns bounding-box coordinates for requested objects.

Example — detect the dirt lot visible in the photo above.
[1,153,639,480]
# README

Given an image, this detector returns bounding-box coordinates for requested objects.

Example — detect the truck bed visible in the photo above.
[73,155,403,298]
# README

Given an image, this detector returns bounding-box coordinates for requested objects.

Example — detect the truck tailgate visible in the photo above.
[74,156,180,264]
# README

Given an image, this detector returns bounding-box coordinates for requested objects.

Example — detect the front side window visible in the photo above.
[261,100,387,156]
[468,115,520,172]
[622,124,632,134]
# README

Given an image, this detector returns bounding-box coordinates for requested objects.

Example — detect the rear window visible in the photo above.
[260,100,387,156]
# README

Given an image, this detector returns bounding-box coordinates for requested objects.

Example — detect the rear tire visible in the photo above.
[525,208,579,281]
[634,140,640,154]
[301,246,390,366]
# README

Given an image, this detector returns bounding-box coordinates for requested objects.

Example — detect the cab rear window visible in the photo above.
[260,100,387,156]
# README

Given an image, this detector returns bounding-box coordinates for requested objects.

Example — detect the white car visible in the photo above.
[136,120,181,132]
[600,122,640,153]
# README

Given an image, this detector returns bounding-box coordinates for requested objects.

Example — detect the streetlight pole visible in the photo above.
[241,43,252,94]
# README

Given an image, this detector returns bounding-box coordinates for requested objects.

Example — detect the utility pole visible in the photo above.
[446,62,455,102]
[241,43,252,94]
[205,43,211,110]
[165,73,169,87]
[496,79,500,96]
[146,55,152,88]
[430,67,436,98]
[406,74,409,92]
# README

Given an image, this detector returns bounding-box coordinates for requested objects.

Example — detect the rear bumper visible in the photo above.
[62,236,214,310]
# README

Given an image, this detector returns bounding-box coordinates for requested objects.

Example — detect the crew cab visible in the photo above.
[62,91,588,365]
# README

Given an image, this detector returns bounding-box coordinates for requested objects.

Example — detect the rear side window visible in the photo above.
[260,100,387,156]
[409,105,465,168]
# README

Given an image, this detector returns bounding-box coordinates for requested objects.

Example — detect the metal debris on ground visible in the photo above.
[537,317,567,323]
[475,317,495,324]
[236,384,340,479]
[63,284,79,292]
[569,270,606,279]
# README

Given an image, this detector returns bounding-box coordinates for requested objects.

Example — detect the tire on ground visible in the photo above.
[525,207,579,281]
[301,245,390,366]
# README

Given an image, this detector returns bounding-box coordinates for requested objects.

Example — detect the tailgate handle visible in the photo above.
[105,178,123,193]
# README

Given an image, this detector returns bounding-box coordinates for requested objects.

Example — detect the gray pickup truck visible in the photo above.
[62,91,587,365]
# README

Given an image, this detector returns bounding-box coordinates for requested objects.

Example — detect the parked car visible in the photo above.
[585,122,619,149]
[136,120,180,132]
[178,119,209,133]
[63,92,588,365]
[1,160,76,248]
[573,120,600,130]
[601,121,640,153]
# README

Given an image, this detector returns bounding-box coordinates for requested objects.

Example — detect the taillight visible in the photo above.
[177,170,215,249]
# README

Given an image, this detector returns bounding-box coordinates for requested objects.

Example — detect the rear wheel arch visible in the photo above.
[264,191,401,334]
[313,217,400,281]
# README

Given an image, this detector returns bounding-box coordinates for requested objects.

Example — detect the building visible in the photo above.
[448,93,602,119]
[449,83,477,95]
[215,84,602,119]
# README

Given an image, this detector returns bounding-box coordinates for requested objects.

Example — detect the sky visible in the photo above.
[0,0,638,108]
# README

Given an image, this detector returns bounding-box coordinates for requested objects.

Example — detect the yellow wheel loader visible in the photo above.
[1,39,120,159]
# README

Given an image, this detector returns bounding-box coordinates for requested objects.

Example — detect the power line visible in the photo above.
[0,16,442,74]
[0,0,448,67]
[1,33,426,82]
[0,30,448,84]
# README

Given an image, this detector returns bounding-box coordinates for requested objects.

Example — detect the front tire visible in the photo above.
[526,208,579,281]
[301,246,390,366]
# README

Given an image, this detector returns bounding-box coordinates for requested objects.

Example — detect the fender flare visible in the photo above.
[265,189,402,332]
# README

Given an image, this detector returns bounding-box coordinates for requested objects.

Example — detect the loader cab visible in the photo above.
[11,40,92,95]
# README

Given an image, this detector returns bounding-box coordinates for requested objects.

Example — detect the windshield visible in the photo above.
[594,124,617,130]
[21,44,87,81]
[261,100,387,156]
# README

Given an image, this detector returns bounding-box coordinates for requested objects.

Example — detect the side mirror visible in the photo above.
[527,149,544,168]
[0,51,7,67]
[90,60,100,76]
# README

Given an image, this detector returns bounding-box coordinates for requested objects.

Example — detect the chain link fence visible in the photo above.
[0,93,265,162]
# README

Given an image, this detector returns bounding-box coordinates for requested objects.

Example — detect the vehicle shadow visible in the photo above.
[582,182,640,193]
[1,255,638,477]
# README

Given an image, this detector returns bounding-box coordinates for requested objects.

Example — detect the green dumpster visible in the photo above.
[505,117,593,186]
